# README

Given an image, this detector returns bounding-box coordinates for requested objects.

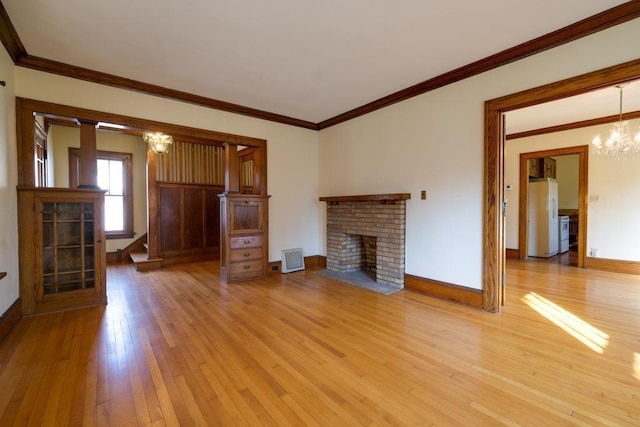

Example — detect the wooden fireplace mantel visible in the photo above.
[319,193,411,203]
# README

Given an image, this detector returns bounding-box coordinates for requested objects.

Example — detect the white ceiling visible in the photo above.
[2,0,632,126]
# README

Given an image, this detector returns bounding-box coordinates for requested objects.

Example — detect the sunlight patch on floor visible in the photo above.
[634,353,640,382]
[523,292,609,354]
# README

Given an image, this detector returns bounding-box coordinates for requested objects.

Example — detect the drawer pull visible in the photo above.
[243,265,250,270]
[243,252,250,257]
[244,240,251,244]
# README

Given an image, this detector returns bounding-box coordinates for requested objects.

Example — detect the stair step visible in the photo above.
[129,252,162,272]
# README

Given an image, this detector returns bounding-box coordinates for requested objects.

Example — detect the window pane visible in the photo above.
[109,160,123,196]
[104,196,124,231]
[97,159,110,193]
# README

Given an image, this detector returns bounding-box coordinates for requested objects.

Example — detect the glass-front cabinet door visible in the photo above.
[20,188,107,314]
[40,201,97,297]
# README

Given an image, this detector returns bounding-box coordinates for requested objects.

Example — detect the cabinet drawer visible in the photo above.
[230,235,262,249]
[229,259,263,275]
[230,247,262,262]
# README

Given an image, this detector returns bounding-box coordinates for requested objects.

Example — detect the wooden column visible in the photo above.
[16,98,36,187]
[146,148,160,260]
[78,120,99,188]
[224,143,240,193]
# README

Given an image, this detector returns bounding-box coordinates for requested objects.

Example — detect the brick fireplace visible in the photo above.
[319,194,410,289]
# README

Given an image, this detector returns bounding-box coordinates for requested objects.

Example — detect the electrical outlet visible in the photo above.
[590,248,598,257]
[589,195,599,202]
[421,190,427,200]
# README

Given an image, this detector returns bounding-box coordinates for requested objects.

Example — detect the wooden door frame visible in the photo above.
[518,146,588,267]
[16,98,268,262]
[483,58,640,313]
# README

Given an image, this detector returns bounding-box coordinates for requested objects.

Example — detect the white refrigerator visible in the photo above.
[528,178,559,258]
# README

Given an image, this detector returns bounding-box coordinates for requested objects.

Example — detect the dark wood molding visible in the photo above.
[0,298,21,345]
[485,58,640,314]
[585,257,640,275]
[0,1,26,62]
[268,255,327,273]
[318,2,640,130]
[319,193,411,203]
[18,97,267,148]
[404,274,483,309]
[517,145,588,268]
[505,249,519,260]
[15,55,318,130]
[507,110,640,140]
[304,255,327,269]
[3,2,637,132]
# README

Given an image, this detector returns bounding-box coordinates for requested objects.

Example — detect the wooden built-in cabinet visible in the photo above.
[157,183,223,260]
[17,188,106,315]
[219,193,270,283]
[528,157,556,179]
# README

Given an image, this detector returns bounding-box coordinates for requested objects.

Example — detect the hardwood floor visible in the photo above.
[1,260,639,425]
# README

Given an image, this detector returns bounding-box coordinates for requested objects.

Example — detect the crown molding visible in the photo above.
[1,1,638,131]
[0,1,26,62]
[317,2,640,129]
[506,110,640,140]
[15,55,318,130]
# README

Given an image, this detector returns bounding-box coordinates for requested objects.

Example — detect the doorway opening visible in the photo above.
[483,58,640,313]
[517,147,587,268]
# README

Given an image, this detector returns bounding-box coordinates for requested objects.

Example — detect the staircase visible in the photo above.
[123,234,163,271]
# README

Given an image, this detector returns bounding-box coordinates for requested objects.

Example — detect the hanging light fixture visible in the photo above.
[143,131,174,154]
[591,83,640,160]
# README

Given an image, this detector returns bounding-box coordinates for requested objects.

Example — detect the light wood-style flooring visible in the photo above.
[1,260,639,425]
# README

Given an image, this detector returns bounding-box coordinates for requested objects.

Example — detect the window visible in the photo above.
[69,149,134,239]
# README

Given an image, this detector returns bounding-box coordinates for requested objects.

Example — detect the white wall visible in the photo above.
[555,155,579,210]
[0,47,18,315]
[14,71,321,262]
[505,119,640,261]
[319,19,640,289]
[49,126,148,253]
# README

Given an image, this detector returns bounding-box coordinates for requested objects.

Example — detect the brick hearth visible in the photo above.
[320,194,410,289]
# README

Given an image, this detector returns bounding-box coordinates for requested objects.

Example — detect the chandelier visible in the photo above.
[143,131,174,154]
[591,83,640,160]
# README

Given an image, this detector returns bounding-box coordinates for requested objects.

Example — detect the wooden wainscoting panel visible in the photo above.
[585,257,640,275]
[0,298,21,345]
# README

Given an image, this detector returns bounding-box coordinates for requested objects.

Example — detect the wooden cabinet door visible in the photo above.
[29,189,106,314]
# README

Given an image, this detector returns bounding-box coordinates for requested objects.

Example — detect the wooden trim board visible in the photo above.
[585,257,640,275]
[404,274,483,308]
[506,249,519,259]
[272,257,481,308]
[0,298,21,345]
[506,110,640,140]
[268,255,327,273]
